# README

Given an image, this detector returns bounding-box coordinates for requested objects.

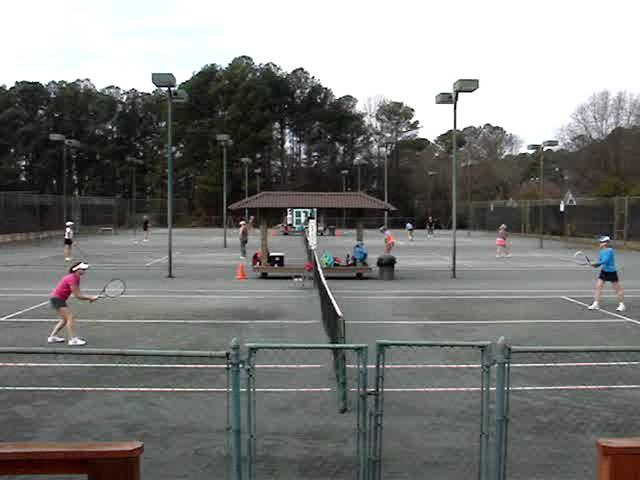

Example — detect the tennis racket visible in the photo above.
[97,278,127,299]
[573,251,591,266]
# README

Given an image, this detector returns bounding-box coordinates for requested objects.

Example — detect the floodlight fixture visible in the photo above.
[152,73,176,88]
[435,92,454,105]
[453,79,479,93]
[172,89,188,103]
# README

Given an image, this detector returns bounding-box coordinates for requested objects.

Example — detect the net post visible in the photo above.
[229,338,244,480]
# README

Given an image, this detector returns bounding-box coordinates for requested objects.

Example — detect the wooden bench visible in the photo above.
[253,265,372,279]
[98,226,115,234]
[0,441,143,479]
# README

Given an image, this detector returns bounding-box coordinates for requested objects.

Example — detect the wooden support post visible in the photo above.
[260,216,269,265]
[597,438,640,480]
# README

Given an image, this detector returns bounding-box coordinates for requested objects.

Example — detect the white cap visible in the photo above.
[239,220,246,225]
[599,236,611,243]
[71,262,89,272]
[65,221,74,226]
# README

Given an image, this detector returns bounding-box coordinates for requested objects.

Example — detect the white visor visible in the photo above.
[66,221,74,226]
[72,262,89,272]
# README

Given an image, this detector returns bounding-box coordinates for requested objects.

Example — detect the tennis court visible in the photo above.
[2,227,640,479]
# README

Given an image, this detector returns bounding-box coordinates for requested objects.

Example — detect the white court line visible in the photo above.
[0,301,49,321]
[1,385,639,393]
[0,294,308,299]
[0,363,323,369]
[4,288,640,295]
[145,255,168,266]
[562,296,640,326]
[0,386,330,393]
[382,385,640,392]
[3,361,638,370]
[349,319,620,325]
[0,318,618,325]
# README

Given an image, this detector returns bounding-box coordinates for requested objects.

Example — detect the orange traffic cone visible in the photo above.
[235,263,247,280]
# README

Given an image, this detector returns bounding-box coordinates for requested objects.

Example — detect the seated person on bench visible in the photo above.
[352,242,368,266]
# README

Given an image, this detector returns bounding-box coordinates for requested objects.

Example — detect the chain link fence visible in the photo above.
[504,346,640,480]
[370,341,494,480]
[0,192,189,236]
[0,347,231,480]
[243,344,369,480]
[470,196,640,243]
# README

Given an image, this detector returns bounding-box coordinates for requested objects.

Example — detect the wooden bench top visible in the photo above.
[253,265,372,273]
[598,438,640,456]
[0,441,144,461]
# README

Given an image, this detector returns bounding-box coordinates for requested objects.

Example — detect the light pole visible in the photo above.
[152,72,187,278]
[49,134,81,222]
[341,169,349,228]
[354,158,365,192]
[426,170,439,212]
[216,134,233,248]
[127,156,144,235]
[254,168,262,194]
[527,140,558,249]
[383,143,392,226]
[240,157,252,221]
[436,78,479,279]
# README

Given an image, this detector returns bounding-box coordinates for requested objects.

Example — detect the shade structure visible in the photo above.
[228,191,397,211]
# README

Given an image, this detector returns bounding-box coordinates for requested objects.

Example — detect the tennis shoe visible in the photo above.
[617,303,626,312]
[68,337,86,346]
[47,335,65,343]
[65,257,71,261]
[588,302,599,310]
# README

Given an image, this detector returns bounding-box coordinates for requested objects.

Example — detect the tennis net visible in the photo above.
[304,229,348,412]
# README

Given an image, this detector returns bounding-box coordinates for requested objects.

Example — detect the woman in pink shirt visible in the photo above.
[48,261,98,346]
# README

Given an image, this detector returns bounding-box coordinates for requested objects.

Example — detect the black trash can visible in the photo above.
[377,254,396,280]
[328,225,336,236]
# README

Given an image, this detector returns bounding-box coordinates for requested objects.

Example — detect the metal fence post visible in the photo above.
[493,337,510,480]
[479,346,492,480]
[246,348,257,480]
[370,342,386,480]
[229,338,244,480]
[357,347,369,480]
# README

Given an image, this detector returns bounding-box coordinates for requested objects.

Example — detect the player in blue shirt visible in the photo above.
[588,236,625,312]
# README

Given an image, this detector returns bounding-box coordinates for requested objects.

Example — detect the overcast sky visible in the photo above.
[3,0,638,146]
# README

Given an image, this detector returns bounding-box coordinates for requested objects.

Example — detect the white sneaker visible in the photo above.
[47,335,65,344]
[68,337,86,346]
[588,302,599,310]
[617,303,626,312]
[65,257,71,261]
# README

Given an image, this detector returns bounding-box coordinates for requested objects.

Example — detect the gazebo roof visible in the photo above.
[228,191,396,211]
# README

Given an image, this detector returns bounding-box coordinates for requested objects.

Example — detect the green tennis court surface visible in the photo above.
[2,228,640,479]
